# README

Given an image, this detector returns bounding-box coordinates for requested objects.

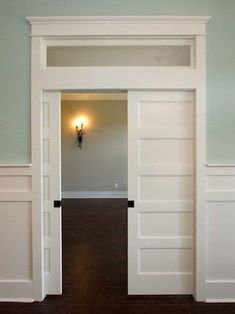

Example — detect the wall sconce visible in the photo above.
[75,121,84,149]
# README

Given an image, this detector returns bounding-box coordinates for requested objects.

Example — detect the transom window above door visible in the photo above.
[45,38,194,67]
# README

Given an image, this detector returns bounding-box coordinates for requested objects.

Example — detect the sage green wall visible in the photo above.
[0,0,235,163]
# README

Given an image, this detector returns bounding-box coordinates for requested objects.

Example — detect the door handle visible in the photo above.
[54,200,62,208]
[128,200,134,207]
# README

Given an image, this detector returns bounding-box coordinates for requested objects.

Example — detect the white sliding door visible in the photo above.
[128,90,195,294]
[42,92,62,295]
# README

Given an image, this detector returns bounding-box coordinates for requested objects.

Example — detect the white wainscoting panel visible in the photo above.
[0,201,32,279]
[0,166,33,302]
[1,162,235,302]
[205,165,235,302]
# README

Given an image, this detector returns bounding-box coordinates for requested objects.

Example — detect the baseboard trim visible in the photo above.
[206,299,235,303]
[0,298,34,303]
[0,280,33,300]
[62,191,127,198]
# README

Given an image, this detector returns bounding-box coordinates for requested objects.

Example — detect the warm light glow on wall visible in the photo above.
[72,115,90,149]
[74,116,88,127]
[73,116,89,129]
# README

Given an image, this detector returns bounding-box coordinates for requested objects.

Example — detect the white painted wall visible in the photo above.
[61,99,127,198]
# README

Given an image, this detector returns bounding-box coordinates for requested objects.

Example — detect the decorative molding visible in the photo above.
[26,15,211,37]
[0,298,33,303]
[206,166,235,176]
[206,191,235,202]
[206,299,235,303]
[0,166,32,200]
[28,14,210,301]
[206,280,235,283]
[0,164,32,168]
[206,163,235,167]
[0,166,32,176]
[62,191,127,199]
[26,15,211,25]
[0,280,33,301]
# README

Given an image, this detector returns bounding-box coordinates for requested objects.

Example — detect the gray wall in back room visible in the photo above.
[61,100,127,192]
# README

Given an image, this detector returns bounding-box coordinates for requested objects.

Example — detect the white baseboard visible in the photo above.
[0,298,34,303]
[62,191,127,198]
[206,299,235,303]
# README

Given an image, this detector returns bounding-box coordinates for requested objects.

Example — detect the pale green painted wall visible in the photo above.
[0,0,234,163]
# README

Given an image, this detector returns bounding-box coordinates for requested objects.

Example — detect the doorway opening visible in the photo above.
[42,89,196,299]
[61,91,128,199]
[61,91,128,299]
[28,16,209,301]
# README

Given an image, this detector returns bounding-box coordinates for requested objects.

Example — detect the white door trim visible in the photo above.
[42,92,62,295]
[27,15,210,301]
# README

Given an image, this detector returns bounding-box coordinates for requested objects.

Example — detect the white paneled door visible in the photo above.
[128,91,195,294]
[42,92,62,295]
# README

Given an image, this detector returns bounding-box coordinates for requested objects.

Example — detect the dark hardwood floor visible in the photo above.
[0,199,235,313]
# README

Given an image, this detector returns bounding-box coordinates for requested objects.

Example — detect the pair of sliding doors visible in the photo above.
[43,90,195,295]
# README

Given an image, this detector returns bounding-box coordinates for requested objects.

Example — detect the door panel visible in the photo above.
[128,90,194,294]
[42,92,62,295]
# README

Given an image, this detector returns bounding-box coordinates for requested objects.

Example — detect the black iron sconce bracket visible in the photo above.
[76,123,84,149]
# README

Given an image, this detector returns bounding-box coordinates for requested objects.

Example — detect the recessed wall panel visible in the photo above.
[0,202,32,280]
[43,139,50,165]
[206,202,235,280]
[44,212,50,237]
[0,176,31,191]
[139,176,194,201]
[139,212,194,237]
[44,248,50,273]
[43,101,50,128]
[139,139,194,164]
[138,101,194,138]
[43,176,50,201]
[139,248,193,273]
[207,175,235,191]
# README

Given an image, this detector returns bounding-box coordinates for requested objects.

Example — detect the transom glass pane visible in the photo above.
[47,45,191,67]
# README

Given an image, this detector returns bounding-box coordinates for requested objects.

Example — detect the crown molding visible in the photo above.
[26,15,211,37]
[26,15,211,25]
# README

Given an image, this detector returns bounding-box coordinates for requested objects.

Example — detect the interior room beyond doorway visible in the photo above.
[61,92,128,199]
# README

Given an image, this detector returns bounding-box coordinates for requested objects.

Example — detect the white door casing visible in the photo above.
[42,92,62,294]
[128,91,195,294]
[27,16,209,301]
